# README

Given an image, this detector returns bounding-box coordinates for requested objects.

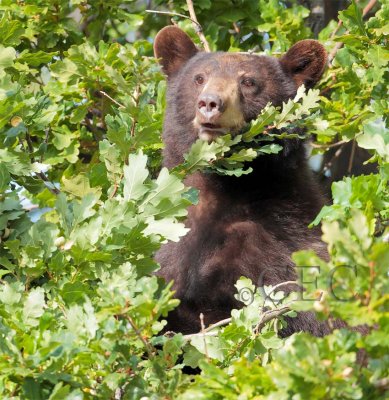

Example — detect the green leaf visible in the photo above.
[357,119,389,162]
[190,335,226,362]
[182,138,223,173]
[48,383,71,400]
[0,282,23,305]
[339,0,366,35]
[258,143,283,154]
[17,50,58,67]
[0,163,10,192]
[141,167,185,209]
[23,288,45,327]
[366,45,389,68]
[62,174,102,199]
[0,17,24,46]
[143,217,189,242]
[260,331,284,349]
[0,45,16,69]
[242,104,277,141]
[123,151,149,201]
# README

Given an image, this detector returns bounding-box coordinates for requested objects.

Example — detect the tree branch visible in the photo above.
[363,0,378,16]
[185,0,211,52]
[146,9,199,26]
[347,139,357,175]
[310,139,348,149]
[199,313,209,359]
[36,172,60,195]
[254,306,291,334]
[322,146,345,175]
[99,90,125,108]
[126,315,155,358]
[262,281,298,301]
[147,3,211,52]
[183,304,293,340]
[204,317,232,332]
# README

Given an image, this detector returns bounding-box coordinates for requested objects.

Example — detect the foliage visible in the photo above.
[179,86,320,177]
[0,0,388,399]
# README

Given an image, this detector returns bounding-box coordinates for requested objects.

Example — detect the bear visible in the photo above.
[153,26,341,336]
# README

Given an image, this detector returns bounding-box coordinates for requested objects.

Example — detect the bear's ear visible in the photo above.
[154,26,198,77]
[280,40,327,89]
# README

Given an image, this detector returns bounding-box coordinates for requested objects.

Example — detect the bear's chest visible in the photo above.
[156,196,309,289]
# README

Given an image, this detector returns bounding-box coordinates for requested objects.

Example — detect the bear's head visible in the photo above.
[154,26,327,166]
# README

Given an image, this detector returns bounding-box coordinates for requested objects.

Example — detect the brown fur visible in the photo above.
[154,27,343,335]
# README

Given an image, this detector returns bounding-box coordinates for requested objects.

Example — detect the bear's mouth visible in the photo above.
[198,123,227,141]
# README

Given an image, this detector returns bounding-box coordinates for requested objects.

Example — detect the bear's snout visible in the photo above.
[195,92,229,141]
[197,93,225,121]
[193,76,246,141]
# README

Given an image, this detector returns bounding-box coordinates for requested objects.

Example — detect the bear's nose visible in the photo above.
[197,93,224,120]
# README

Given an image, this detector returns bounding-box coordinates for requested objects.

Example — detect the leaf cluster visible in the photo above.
[180,86,320,177]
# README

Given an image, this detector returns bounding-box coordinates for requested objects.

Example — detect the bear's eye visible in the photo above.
[194,74,205,85]
[241,77,255,87]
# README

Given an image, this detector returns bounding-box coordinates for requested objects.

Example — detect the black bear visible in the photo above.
[154,26,339,336]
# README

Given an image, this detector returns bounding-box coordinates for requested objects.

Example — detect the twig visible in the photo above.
[130,85,140,137]
[36,172,60,194]
[100,87,139,137]
[310,139,348,149]
[25,132,35,155]
[254,306,291,334]
[183,304,293,340]
[183,330,219,339]
[330,20,343,40]
[22,204,39,211]
[328,0,378,63]
[99,91,125,108]
[203,317,232,332]
[145,8,204,35]
[262,281,298,303]
[366,261,376,309]
[126,315,155,358]
[146,9,199,25]
[257,280,297,310]
[186,0,211,52]
[183,315,232,340]
[200,313,209,359]
[322,146,345,176]
[347,139,357,175]
[40,128,50,163]
[109,173,123,199]
[328,42,344,63]
[320,82,335,96]
[146,4,211,52]
[363,0,378,17]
